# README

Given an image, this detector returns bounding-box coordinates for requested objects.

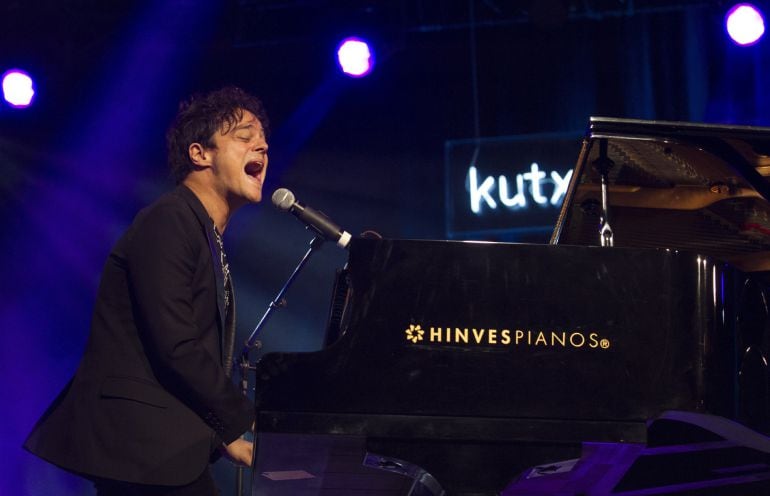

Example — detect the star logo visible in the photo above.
[405,324,424,343]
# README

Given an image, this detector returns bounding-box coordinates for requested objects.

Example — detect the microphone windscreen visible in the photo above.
[272,188,295,211]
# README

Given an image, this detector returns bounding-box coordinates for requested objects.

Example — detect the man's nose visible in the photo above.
[253,141,268,152]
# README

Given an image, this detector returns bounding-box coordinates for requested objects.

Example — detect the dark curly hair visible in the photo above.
[166,86,270,184]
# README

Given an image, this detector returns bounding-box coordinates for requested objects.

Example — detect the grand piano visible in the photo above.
[249,118,770,495]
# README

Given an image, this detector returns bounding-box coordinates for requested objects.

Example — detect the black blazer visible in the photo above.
[24,185,254,486]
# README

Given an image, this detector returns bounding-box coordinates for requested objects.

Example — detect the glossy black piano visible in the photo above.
[250,118,770,495]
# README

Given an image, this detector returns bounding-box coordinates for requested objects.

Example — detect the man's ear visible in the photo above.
[189,143,213,167]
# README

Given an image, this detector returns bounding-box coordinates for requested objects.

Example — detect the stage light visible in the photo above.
[725,3,765,46]
[2,70,35,108]
[336,37,374,78]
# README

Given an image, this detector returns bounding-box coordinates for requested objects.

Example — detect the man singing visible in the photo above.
[25,86,268,495]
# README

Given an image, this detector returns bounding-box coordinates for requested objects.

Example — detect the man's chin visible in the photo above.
[242,185,263,203]
[231,191,261,207]
[250,182,263,203]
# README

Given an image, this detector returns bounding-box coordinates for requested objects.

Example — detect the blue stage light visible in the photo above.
[725,3,765,46]
[336,37,374,78]
[2,69,35,108]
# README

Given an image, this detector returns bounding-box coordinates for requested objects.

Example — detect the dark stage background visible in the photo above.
[1,1,769,494]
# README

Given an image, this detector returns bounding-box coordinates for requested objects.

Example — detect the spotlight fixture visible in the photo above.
[2,69,35,108]
[336,37,375,78]
[725,3,766,46]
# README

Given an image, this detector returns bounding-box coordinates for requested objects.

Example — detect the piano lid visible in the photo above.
[551,117,770,272]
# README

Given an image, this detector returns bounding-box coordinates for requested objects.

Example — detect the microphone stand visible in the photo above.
[235,234,326,496]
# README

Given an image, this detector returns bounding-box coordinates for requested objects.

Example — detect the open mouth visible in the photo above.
[244,161,264,179]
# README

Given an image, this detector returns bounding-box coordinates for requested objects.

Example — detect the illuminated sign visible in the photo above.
[445,133,580,239]
[468,163,573,214]
[404,323,611,350]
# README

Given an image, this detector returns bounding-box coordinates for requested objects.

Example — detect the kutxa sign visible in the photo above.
[445,133,579,238]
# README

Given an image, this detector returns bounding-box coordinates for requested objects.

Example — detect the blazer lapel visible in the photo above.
[176,186,228,360]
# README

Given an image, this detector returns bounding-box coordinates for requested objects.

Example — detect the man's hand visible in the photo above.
[221,438,253,467]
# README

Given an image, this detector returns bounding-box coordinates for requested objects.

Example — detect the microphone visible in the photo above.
[272,188,352,249]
